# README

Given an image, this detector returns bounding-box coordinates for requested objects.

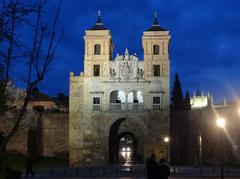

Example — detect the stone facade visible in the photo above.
[69,13,171,166]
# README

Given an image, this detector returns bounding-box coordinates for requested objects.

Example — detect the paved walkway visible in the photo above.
[24,177,240,179]
[21,166,240,178]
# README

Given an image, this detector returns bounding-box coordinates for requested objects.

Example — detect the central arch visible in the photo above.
[108,116,146,164]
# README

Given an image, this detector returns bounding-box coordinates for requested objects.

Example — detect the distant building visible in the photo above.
[190,92,212,109]
[30,88,68,112]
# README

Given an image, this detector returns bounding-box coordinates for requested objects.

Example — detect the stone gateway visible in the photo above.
[69,12,171,166]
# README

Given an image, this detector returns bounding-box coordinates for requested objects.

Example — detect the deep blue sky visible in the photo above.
[39,0,240,103]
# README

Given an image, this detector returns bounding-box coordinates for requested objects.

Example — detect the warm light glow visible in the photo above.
[127,152,130,157]
[121,151,126,157]
[122,147,126,151]
[127,147,130,151]
[216,118,226,128]
[164,137,170,143]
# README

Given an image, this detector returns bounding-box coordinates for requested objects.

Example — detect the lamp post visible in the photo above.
[199,134,202,173]
[216,118,226,179]
[164,137,170,162]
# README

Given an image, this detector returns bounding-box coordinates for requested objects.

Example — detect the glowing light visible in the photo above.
[122,147,126,151]
[121,151,126,157]
[164,137,170,143]
[127,152,130,157]
[216,118,226,128]
[127,147,130,151]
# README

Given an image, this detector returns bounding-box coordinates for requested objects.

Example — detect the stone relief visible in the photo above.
[120,62,133,80]
[110,49,144,81]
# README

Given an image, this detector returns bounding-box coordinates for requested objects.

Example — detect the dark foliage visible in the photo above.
[171,73,184,110]
[184,91,191,111]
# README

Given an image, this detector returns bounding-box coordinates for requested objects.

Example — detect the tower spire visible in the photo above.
[96,10,103,25]
[88,10,108,30]
[145,11,167,31]
[153,11,159,26]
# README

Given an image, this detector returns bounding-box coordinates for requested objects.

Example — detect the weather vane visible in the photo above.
[98,10,101,17]
[154,11,157,18]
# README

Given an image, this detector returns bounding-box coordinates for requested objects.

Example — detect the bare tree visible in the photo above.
[0,0,63,155]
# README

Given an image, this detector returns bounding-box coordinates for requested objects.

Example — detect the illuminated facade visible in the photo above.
[69,12,170,165]
[190,92,212,109]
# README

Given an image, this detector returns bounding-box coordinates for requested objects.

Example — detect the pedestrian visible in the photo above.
[158,158,170,179]
[25,157,35,177]
[146,153,158,179]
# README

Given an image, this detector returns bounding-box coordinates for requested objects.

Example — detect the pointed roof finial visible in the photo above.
[98,10,101,17]
[87,10,109,30]
[145,11,167,31]
[154,11,157,18]
[153,11,159,26]
[96,10,103,25]
[125,48,129,56]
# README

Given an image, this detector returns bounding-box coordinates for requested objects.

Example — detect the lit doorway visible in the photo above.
[118,132,137,165]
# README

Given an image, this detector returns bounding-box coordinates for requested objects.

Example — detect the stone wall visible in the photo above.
[41,113,69,156]
[0,112,69,157]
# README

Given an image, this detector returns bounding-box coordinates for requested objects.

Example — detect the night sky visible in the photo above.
[40,0,240,103]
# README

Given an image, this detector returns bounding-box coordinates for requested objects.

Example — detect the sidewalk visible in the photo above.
[23,177,240,179]
[22,166,240,179]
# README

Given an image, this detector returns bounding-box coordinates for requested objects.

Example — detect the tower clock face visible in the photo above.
[120,62,133,80]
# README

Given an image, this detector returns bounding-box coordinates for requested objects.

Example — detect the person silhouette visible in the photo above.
[25,157,34,177]
[158,158,170,179]
[146,153,158,179]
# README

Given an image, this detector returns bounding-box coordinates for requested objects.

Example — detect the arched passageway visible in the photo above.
[108,117,144,164]
[117,132,137,164]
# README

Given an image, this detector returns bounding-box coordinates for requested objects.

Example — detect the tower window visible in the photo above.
[93,97,100,110]
[153,45,159,55]
[93,65,100,76]
[153,96,161,110]
[153,65,160,76]
[94,44,101,55]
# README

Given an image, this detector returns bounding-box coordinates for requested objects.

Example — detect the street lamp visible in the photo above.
[216,118,226,179]
[164,137,170,143]
[216,118,226,128]
[164,137,170,162]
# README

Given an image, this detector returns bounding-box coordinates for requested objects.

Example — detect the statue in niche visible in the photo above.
[137,68,144,81]
[110,68,116,79]
[140,69,144,79]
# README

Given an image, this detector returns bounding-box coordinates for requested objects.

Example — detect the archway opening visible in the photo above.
[117,132,137,165]
[109,90,126,111]
[108,118,139,164]
[127,90,143,110]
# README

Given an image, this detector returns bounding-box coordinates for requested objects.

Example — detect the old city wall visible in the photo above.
[0,112,69,157]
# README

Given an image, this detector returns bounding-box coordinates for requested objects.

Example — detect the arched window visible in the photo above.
[153,45,159,55]
[109,90,126,111]
[94,44,101,55]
